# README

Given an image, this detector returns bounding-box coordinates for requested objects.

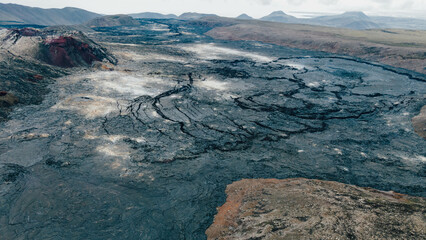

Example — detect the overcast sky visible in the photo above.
[1,0,425,19]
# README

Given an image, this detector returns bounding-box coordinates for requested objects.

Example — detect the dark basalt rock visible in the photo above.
[0,19,424,240]
[0,92,18,107]
[0,163,27,183]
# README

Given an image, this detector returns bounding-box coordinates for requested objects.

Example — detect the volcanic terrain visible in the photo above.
[0,17,425,239]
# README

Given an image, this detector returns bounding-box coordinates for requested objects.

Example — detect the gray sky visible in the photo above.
[1,0,425,19]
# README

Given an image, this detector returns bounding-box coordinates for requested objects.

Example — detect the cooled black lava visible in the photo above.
[0,19,425,239]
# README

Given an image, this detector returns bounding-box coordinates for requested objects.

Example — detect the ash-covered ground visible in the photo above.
[0,19,425,239]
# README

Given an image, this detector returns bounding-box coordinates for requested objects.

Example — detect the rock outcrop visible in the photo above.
[413,105,426,139]
[207,178,426,240]
[0,28,117,68]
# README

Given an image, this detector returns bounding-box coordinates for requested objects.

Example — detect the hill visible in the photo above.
[257,11,426,30]
[200,16,426,74]
[260,11,298,23]
[371,16,426,30]
[85,15,140,28]
[306,11,380,29]
[0,3,100,26]
[236,14,253,20]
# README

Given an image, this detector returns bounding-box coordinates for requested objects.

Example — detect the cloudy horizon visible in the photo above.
[1,0,425,19]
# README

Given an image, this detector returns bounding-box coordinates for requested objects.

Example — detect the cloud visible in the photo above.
[258,0,273,5]
[371,0,394,3]
[286,0,306,5]
[319,0,339,5]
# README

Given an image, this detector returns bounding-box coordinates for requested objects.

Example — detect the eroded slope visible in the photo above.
[206,178,426,240]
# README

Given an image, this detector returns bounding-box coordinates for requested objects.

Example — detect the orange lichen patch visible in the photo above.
[205,187,244,239]
[206,178,285,239]
[207,178,426,240]
[412,105,426,139]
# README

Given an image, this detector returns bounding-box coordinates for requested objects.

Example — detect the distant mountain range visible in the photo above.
[0,3,100,26]
[249,11,426,30]
[128,10,426,30]
[1,3,426,30]
[129,12,217,20]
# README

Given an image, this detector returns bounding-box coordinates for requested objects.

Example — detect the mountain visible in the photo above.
[370,16,426,30]
[0,3,100,26]
[236,14,253,20]
[258,11,426,30]
[260,11,298,23]
[259,11,381,30]
[307,11,381,29]
[178,12,218,20]
[85,15,140,28]
[130,12,177,19]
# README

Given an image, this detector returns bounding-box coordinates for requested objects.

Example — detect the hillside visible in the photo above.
[202,17,426,74]
[85,15,140,28]
[0,3,100,26]
[207,178,426,240]
[305,11,381,30]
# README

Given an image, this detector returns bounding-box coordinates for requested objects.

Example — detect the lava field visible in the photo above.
[0,19,425,239]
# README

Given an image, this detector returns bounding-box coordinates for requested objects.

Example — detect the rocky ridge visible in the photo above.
[206,178,426,240]
[0,28,116,67]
